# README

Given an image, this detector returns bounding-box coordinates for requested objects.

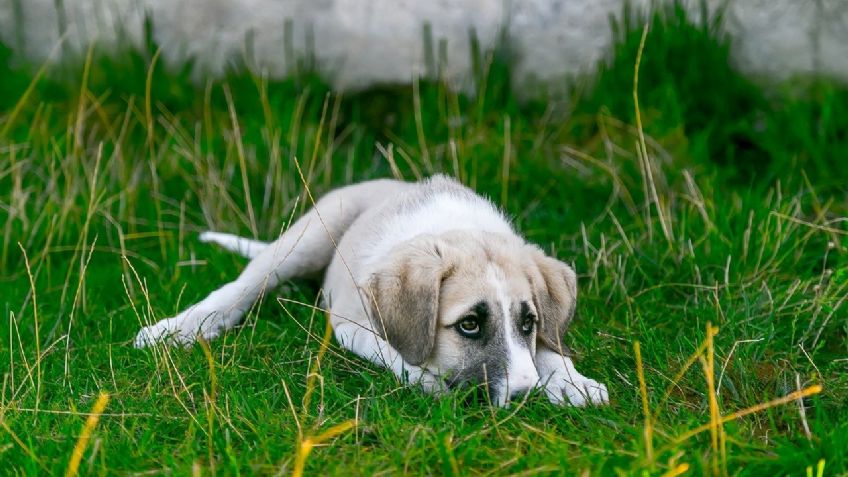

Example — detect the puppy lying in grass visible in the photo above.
[135,175,608,407]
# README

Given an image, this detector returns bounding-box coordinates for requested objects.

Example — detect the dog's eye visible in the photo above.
[520,314,536,334]
[456,317,481,337]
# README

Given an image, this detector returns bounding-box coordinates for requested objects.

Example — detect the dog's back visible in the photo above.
[334,175,515,280]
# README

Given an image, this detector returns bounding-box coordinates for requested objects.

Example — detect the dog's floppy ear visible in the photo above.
[525,246,578,351]
[366,235,453,365]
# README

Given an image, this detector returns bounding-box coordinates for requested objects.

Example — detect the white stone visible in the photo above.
[1,0,847,91]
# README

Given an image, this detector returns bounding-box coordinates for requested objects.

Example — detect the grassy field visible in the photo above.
[2,5,847,475]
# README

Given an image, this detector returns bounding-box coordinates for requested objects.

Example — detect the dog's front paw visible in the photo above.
[135,319,195,348]
[399,364,446,396]
[134,307,226,348]
[415,368,448,396]
[543,373,609,407]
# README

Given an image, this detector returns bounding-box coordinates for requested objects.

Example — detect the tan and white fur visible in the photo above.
[135,175,608,407]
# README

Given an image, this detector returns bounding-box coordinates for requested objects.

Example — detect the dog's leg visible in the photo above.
[199,231,269,259]
[535,347,608,406]
[324,286,443,392]
[135,179,408,348]
[332,320,444,394]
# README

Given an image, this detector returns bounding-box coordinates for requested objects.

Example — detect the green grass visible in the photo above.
[2,4,847,475]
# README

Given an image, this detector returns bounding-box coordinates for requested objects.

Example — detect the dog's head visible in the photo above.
[366,231,577,406]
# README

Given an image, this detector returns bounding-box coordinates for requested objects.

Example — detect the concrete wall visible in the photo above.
[2,0,847,90]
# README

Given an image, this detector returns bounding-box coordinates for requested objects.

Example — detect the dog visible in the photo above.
[135,175,608,407]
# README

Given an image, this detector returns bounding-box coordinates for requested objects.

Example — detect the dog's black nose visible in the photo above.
[509,387,532,401]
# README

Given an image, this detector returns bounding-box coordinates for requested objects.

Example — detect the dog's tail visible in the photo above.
[200,231,268,259]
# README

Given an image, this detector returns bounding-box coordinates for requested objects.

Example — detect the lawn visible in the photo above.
[1,5,846,475]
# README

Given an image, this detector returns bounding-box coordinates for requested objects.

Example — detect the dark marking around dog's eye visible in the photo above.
[519,301,535,335]
[472,301,490,319]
